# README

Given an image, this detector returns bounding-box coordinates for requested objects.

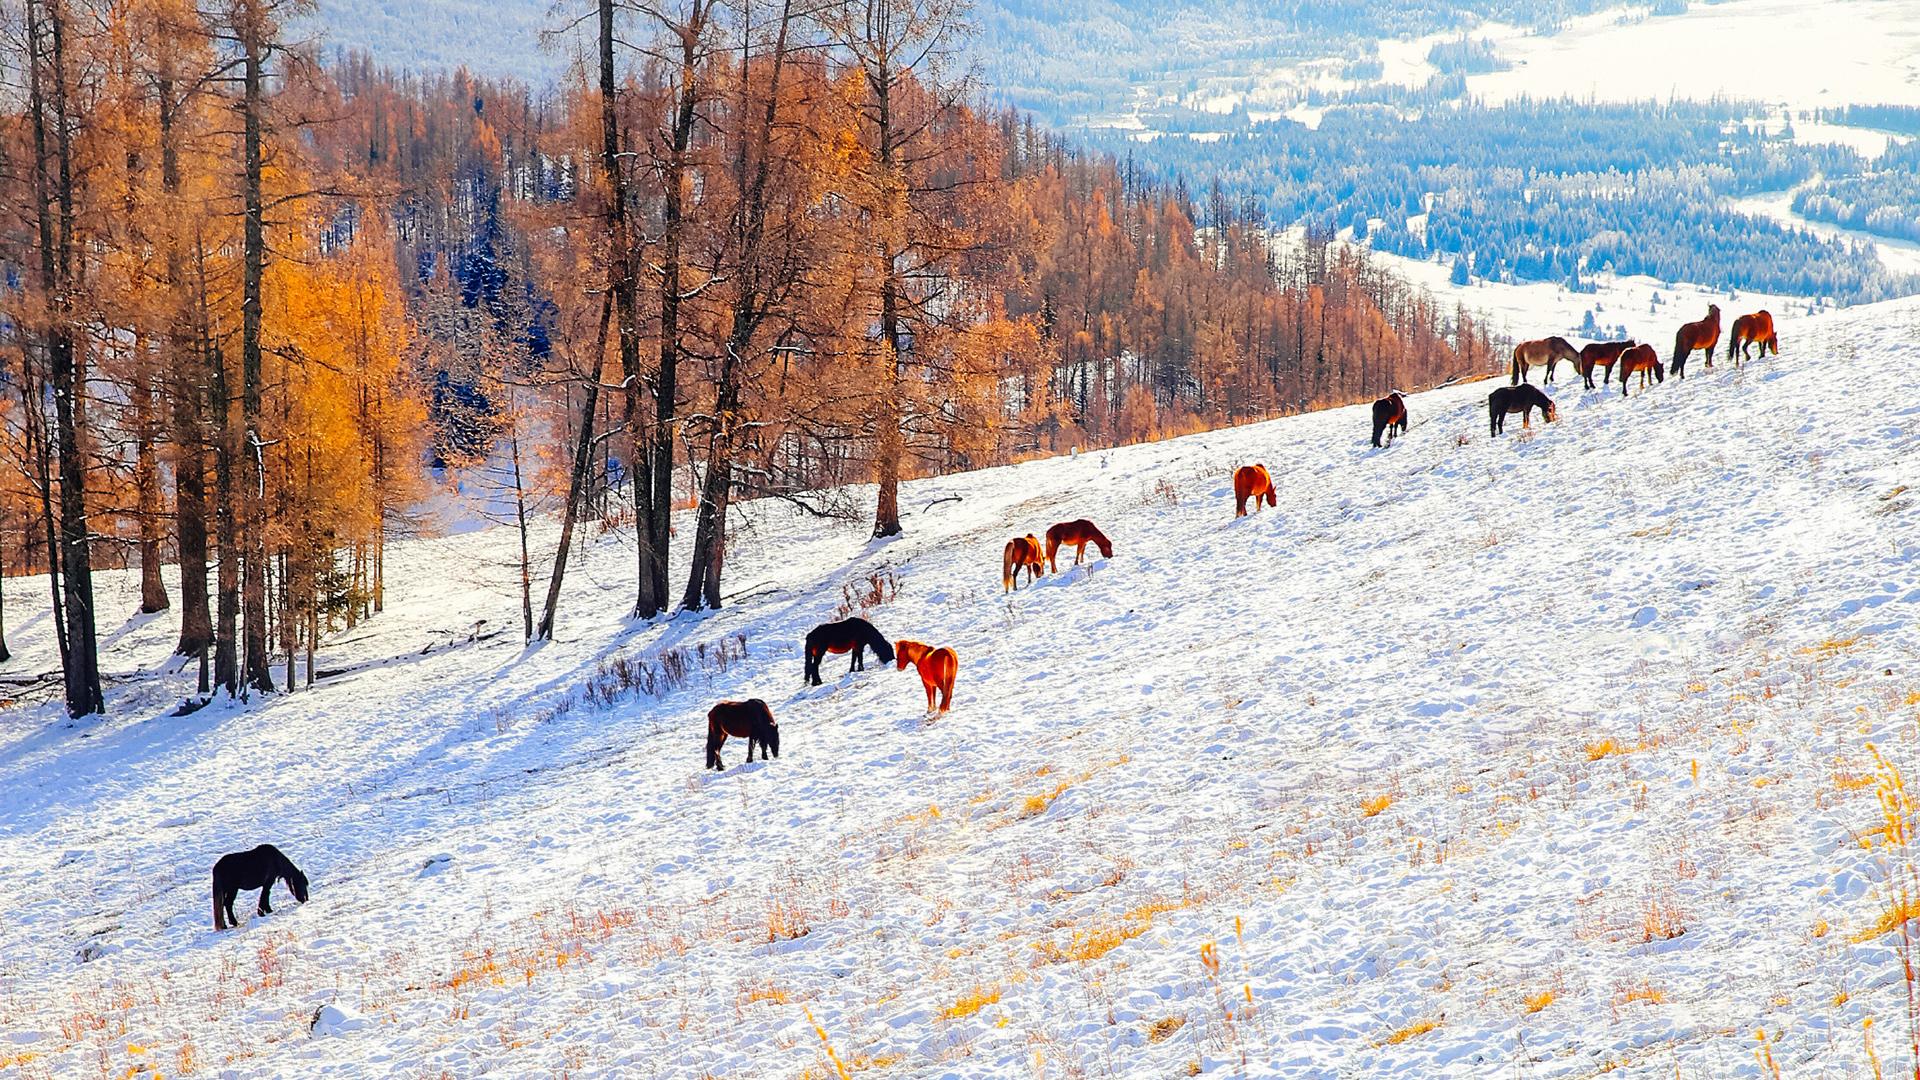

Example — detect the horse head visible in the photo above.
[894,640,922,670]
[872,633,897,666]
[1543,401,1559,423]
[759,717,780,758]
[1095,533,1114,559]
[286,865,310,904]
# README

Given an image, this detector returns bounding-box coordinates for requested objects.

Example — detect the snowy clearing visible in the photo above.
[4,298,1920,1077]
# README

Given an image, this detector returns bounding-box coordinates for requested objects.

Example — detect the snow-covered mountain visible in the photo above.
[5,296,1920,1076]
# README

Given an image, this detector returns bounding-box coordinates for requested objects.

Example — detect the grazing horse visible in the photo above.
[1727,310,1778,366]
[1670,304,1720,378]
[1487,385,1557,436]
[706,699,778,771]
[1003,535,1047,592]
[1511,337,1582,385]
[895,640,958,713]
[1233,464,1276,517]
[212,844,308,931]
[1578,340,1635,390]
[1617,343,1664,396]
[1370,393,1408,448]
[1044,520,1112,572]
[803,617,895,685]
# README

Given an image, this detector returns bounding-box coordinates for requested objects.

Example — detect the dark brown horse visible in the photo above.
[1044,520,1112,572]
[1370,393,1408,447]
[1003,535,1047,592]
[1727,310,1778,366]
[1579,340,1635,390]
[1670,304,1720,378]
[1511,337,1581,385]
[1234,464,1276,517]
[212,844,309,930]
[706,699,778,770]
[1617,343,1664,396]
[1487,384,1557,436]
[804,617,895,685]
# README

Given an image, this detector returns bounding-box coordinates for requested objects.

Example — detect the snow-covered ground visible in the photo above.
[5,297,1920,1077]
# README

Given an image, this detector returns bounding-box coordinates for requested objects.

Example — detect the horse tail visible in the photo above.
[1003,541,1017,591]
[1510,347,1522,385]
[212,875,222,930]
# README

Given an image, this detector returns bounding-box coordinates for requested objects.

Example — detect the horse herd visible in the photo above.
[1379,304,1778,444]
[203,303,1782,931]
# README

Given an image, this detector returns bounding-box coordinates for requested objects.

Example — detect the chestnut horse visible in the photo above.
[1234,464,1276,517]
[1511,337,1582,385]
[1616,343,1664,396]
[1727,310,1778,366]
[1045,520,1112,572]
[895,640,958,713]
[1003,535,1046,592]
[706,698,778,770]
[1670,304,1720,378]
[804,617,895,685]
[1487,385,1557,436]
[1370,393,1408,448]
[1579,340,1635,390]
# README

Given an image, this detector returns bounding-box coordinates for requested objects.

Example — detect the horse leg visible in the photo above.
[925,679,936,712]
[224,891,240,929]
[257,882,273,917]
[708,731,725,770]
[939,679,952,712]
[213,885,226,931]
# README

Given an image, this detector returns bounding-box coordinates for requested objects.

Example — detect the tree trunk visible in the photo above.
[537,297,613,642]
[160,67,212,662]
[132,341,170,614]
[202,228,239,696]
[238,4,274,694]
[870,60,904,538]
[28,0,102,717]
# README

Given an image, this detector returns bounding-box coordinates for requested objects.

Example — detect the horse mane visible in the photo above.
[857,619,895,663]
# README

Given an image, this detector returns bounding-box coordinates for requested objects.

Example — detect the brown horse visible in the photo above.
[1045,520,1112,572]
[895,640,957,713]
[1487,385,1557,436]
[706,699,778,770]
[1234,464,1276,517]
[804,617,895,685]
[1616,343,1664,396]
[1003,535,1046,592]
[1511,337,1582,385]
[1370,392,1408,447]
[1727,310,1777,366]
[1670,304,1720,378]
[1579,340,1635,390]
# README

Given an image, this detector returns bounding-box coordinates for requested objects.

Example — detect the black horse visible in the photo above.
[803,617,895,686]
[212,844,309,930]
[707,699,779,771]
[1487,384,1557,437]
[1370,393,1408,448]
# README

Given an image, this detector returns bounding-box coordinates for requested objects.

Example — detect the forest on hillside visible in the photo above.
[0,0,1498,718]
[1116,97,1916,303]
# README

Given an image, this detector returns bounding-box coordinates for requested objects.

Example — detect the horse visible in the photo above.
[1487,384,1557,436]
[1234,464,1276,517]
[803,617,895,685]
[1370,393,1408,448]
[895,640,958,713]
[1670,304,1720,378]
[1578,340,1635,390]
[1002,535,1046,592]
[1511,337,1582,385]
[1617,343,1664,396]
[706,699,778,771]
[1045,520,1112,572]
[212,844,309,931]
[1727,310,1778,366]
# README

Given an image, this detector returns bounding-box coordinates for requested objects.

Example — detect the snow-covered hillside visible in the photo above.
[5,298,1920,1078]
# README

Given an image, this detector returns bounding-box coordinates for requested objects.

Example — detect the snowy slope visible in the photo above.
[4,298,1920,1078]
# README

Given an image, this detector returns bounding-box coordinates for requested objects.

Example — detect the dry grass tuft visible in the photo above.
[941,985,1000,1021]
[1147,1016,1186,1042]
[1377,1018,1439,1046]
[1523,990,1556,1014]
[1361,794,1394,817]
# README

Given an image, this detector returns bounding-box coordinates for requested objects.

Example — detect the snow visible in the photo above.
[5,297,1920,1075]
[1466,0,1920,110]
